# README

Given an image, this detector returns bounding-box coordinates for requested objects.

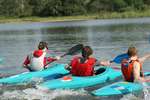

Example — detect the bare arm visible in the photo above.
[139,54,150,64]
[97,60,111,66]
[133,61,145,82]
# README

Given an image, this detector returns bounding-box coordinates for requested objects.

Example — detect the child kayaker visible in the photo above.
[65,46,96,76]
[121,47,150,82]
[103,46,150,82]
[65,45,106,76]
[23,41,60,71]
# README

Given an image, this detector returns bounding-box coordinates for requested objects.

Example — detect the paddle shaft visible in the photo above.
[44,44,83,68]
[44,53,73,68]
[44,52,70,67]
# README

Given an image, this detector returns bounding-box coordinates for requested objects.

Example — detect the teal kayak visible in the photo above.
[91,72,150,96]
[37,66,122,89]
[0,64,69,85]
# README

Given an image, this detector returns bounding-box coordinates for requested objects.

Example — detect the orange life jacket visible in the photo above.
[121,59,144,82]
[70,57,96,76]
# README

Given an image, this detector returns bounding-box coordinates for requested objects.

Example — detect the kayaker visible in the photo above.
[121,47,150,82]
[23,41,60,71]
[104,46,150,82]
[65,46,105,76]
[66,46,96,76]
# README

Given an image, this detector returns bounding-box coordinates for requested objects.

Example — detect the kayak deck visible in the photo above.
[37,66,122,89]
[91,72,150,96]
[0,64,69,85]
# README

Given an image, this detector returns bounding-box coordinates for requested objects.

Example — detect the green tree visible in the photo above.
[86,0,113,13]
[29,0,48,16]
[0,0,32,17]
[62,0,86,16]
[112,0,127,12]
[143,0,150,5]
[41,0,63,16]
[125,0,144,10]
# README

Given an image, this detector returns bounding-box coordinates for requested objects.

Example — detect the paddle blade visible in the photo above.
[112,53,129,64]
[64,44,84,56]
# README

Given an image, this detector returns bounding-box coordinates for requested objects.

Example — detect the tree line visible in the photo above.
[0,0,150,17]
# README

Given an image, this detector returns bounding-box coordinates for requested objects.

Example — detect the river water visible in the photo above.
[0,18,150,100]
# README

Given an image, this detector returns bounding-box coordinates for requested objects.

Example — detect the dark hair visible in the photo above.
[80,46,93,63]
[127,46,137,57]
[38,41,48,50]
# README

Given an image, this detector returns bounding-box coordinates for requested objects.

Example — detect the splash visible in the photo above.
[142,82,150,100]
[0,88,88,100]
[120,94,142,100]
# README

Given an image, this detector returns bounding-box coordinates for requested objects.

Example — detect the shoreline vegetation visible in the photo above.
[0,0,150,23]
[0,9,150,23]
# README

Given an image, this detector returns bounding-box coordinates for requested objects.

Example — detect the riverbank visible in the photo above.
[0,9,150,23]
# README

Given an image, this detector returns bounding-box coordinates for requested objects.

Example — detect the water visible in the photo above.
[0,18,150,99]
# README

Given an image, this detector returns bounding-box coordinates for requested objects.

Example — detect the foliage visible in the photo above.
[0,0,149,17]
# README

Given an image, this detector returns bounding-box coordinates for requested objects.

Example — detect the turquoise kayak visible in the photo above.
[0,64,69,85]
[91,72,150,96]
[37,66,122,89]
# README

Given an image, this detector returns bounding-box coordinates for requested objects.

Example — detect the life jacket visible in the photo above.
[121,59,144,82]
[70,57,96,76]
[29,50,46,71]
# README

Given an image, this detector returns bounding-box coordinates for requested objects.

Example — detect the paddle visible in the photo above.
[110,53,129,64]
[60,44,84,57]
[44,44,84,67]
[109,53,150,72]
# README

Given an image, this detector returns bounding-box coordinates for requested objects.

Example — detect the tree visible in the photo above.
[29,0,48,16]
[0,0,32,17]
[125,0,144,10]
[112,0,127,12]
[62,0,86,16]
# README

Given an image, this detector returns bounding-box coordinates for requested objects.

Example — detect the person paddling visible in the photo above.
[65,46,96,76]
[23,41,60,71]
[103,46,150,82]
[65,46,106,76]
[121,47,150,82]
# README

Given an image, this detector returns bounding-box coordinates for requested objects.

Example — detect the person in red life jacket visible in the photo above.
[65,46,97,76]
[23,41,60,71]
[121,46,150,82]
[102,46,150,82]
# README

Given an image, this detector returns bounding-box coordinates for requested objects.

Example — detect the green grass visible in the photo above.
[0,9,150,23]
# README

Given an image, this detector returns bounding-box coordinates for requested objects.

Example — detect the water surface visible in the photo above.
[0,18,150,100]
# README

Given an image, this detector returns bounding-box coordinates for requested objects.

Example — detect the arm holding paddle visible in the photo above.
[99,52,150,66]
[103,47,150,83]
[139,53,150,64]
[93,53,129,66]
[23,42,83,71]
[44,44,84,67]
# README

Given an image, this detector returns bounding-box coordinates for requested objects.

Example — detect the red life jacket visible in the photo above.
[70,57,96,76]
[121,59,144,82]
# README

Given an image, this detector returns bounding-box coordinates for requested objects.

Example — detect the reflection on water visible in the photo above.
[0,18,150,100]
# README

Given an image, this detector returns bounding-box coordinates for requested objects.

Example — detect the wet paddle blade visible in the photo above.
[112,53,129,64]
[61,44,84,57]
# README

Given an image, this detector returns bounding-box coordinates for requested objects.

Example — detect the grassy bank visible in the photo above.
[0,9,150,23]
